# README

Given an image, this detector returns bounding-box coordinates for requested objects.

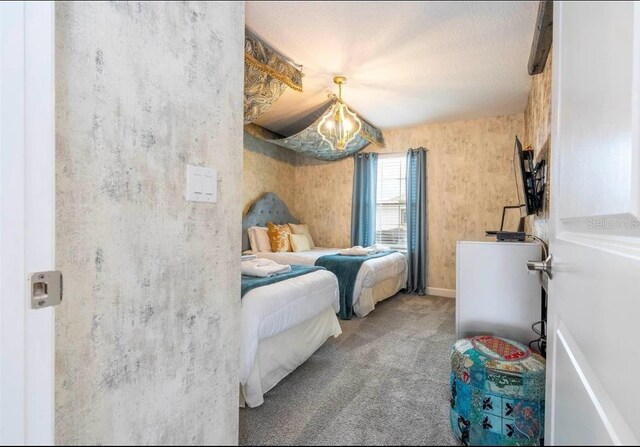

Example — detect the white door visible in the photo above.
[0,2,56,445]
[546,1,640,444]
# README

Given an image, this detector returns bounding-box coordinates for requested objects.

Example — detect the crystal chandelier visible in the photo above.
[317,76,362,151]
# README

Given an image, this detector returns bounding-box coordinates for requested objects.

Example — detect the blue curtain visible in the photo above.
[351,153,378,247]
[406,148,428,295]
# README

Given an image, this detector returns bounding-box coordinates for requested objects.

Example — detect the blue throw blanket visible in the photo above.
[315,251,395,320]
[241,265,325,298]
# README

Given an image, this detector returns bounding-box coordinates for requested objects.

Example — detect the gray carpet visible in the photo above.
[239,293,458,446]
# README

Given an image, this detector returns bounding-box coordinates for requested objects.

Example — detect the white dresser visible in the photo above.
[456,240,542,345]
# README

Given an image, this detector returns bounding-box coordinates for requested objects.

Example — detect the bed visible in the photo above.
[242,192,408,319]
[240,198,341,408]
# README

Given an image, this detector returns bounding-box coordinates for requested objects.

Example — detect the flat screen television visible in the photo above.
[513,136,544,216]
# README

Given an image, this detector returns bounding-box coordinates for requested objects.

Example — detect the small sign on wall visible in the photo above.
[185,165,217,203]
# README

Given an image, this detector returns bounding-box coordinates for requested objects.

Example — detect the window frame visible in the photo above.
[375,153,408,251]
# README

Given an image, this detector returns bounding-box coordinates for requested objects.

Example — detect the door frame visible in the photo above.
[0,1,55,444]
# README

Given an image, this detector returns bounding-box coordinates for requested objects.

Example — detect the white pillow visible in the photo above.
[248,226,272,252]
[247,228,259,252]
[289,233,311,252]
[288,223,316,249]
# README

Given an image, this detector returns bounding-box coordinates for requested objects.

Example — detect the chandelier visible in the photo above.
[317,76,362,151]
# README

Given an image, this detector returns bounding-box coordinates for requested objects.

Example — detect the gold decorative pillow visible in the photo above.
[289,233,311,252]
[288,223,315,249]
[267,222,291,252]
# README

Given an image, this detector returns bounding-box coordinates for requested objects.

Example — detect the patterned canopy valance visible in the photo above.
[244,29,303,124]
[243,30,385,161]
[260,101,385,161]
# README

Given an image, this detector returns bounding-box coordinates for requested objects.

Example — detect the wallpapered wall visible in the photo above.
[243,130,298,216]
[293,156,354,248]
[523,52,552,242]
[56,2,244,444]
[243,114,524,291]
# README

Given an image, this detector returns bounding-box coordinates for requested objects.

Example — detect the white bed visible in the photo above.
[253,248,408,318]
[240,269,341,408]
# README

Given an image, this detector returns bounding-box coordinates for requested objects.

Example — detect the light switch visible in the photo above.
[203,169,217,202]
[186,165,217,203]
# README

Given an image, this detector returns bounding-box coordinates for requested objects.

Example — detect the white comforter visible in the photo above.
[240,269,339,384]
[253,248,407,306]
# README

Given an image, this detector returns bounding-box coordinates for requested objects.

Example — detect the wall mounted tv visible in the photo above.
[513,136,546,216]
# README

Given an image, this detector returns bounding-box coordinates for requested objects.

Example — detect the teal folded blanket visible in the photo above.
[315,251,395,320]
[241,265,325,298]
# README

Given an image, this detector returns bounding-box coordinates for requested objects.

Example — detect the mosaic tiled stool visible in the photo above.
[450,336,546,446]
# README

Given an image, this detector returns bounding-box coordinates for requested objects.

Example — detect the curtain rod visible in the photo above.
[370,148,429,157]
[353,148,429,159]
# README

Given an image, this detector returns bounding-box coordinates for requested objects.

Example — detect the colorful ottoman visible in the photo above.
[450,336,546,446]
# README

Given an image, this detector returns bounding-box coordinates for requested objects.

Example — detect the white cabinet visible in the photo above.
[456,240,542,345]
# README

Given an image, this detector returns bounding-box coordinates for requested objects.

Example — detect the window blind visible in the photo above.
[376,154,407,249]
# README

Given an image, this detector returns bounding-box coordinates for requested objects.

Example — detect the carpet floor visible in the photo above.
[239,293,458,446]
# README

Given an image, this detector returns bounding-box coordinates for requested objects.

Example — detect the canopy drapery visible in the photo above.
[263,101,385,161]
[243,30,385,161]
[244,29,303,124]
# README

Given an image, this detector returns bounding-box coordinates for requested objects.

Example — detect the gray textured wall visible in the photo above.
[55,2,244,444]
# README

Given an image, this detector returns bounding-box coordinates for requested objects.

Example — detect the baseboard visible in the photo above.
[427,287,456,299]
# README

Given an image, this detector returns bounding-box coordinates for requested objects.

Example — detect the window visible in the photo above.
[376,154,407,249]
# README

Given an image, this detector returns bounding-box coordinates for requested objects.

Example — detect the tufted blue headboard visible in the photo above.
[242,192,299,251]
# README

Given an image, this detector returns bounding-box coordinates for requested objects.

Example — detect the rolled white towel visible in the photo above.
[241,258,291,277]
[366,244,391,253]
[340,246,374,256]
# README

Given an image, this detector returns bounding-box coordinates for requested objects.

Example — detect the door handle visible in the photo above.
[527,254,553,280]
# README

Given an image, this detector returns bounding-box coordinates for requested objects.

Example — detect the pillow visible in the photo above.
[247,226,271,253]
[288,223,316,249]
[267,222,292,252]
[289,233,311,252]
[247,229,258,252]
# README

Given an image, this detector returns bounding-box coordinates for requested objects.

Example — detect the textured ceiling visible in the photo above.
[246,1,537,135]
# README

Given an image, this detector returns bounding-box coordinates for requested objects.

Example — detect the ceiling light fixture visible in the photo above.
[317,76,362,151]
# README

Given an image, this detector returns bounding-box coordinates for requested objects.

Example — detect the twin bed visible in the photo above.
[240,192,408,407]
[255,248,407,317]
